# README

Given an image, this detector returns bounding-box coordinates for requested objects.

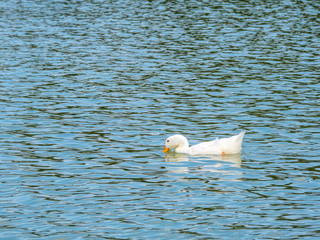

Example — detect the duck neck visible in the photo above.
[175,137,190,153]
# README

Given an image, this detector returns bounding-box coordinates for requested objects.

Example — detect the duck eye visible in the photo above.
[167,140,169,143]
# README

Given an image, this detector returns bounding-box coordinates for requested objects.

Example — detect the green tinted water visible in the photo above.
[1,0,320,239]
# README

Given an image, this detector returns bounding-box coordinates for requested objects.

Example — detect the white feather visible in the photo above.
[164,131,245,155]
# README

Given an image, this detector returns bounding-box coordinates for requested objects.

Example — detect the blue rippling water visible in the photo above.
[1,0,320,239]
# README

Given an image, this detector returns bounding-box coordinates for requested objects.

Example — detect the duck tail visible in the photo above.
[237,131,245,141]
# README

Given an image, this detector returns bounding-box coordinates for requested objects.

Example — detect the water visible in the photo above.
[1,0,320,239]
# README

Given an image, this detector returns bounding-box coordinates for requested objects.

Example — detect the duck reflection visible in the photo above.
[164,153,242,176]
[165,153,241,167]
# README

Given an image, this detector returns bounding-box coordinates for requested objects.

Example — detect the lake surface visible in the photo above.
[1,0,320,239]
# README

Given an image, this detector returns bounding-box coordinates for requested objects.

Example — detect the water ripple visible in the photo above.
[1,0,320,239]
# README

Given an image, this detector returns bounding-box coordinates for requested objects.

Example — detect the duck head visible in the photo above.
[163,134,189,153]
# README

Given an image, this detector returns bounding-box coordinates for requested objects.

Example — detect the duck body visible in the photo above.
[163,131,245,155]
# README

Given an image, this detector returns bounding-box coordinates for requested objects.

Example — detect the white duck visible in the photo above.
[163,131,245,155]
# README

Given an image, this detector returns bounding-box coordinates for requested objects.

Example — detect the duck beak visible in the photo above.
[163,146,170,154]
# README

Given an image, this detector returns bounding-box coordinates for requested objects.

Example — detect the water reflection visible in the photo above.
[165,153,241,166]
[164,153,242,177]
